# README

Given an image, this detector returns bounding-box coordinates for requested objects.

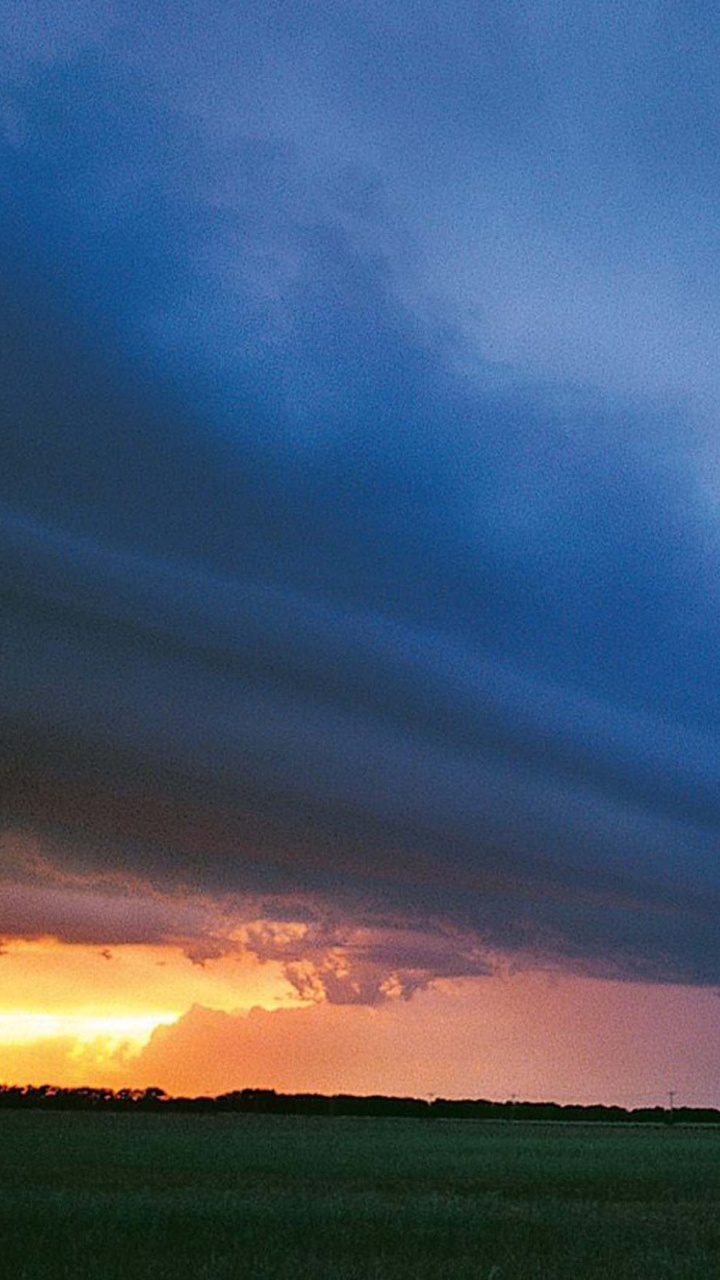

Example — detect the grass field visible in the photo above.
[2,1111,719,1279]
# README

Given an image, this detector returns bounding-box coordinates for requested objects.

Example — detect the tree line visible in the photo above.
[0,1084,717,1123]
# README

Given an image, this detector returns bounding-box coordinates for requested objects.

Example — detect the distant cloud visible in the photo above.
[115,975,720,1105]
[131,999,462,1097]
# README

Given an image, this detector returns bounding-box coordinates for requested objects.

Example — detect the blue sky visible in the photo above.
[3,1,720,997]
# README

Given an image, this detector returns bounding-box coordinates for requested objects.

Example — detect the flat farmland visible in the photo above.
[2,1111,719,1279]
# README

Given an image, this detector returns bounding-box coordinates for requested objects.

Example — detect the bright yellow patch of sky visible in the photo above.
[0,936,302,1081]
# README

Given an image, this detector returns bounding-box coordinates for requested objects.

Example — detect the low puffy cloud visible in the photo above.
[112,977,720,1106]
[130,999,455,1098]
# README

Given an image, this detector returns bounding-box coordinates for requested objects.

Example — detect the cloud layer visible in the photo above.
[3,2,720,996]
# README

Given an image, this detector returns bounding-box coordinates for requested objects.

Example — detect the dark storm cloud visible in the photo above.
[3,2,720,990]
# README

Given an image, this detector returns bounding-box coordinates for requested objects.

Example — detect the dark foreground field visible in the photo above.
[2,1111,719,1279]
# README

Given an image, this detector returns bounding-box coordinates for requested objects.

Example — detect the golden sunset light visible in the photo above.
[0,1012,177,1048]
[0,935,307,1086]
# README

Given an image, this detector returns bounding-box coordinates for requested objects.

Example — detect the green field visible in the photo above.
[2,1111,719,1278]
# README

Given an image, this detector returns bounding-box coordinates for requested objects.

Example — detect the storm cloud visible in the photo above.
[3,2,720,996]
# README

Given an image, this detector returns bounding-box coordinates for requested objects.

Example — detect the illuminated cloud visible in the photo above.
[98,977,720,1107]
[242,919,493,1005]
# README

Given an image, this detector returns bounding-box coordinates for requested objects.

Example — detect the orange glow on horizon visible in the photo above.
[2,938,720,1107]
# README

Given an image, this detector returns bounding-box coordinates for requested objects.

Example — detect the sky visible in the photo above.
[2,1,720,1107]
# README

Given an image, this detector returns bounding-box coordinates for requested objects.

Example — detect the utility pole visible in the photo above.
[667,1088,676,1124]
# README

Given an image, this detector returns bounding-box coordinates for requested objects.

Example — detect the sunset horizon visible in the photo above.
[4,2,720,1120]
[2,928,719,1109]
